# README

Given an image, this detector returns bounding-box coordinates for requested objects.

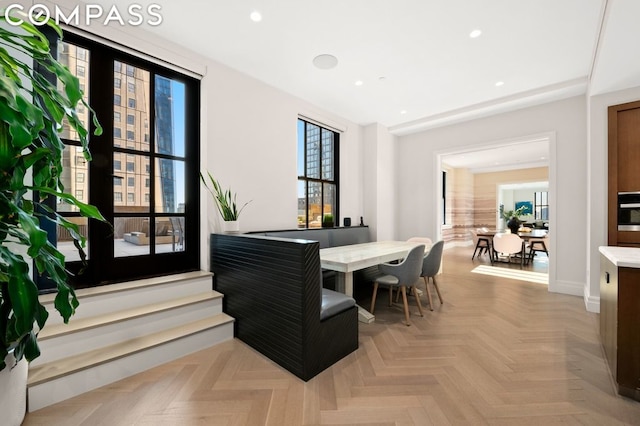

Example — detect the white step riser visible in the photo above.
[28,322,234,412]
[32,297,223,367]
[42,277,213,326]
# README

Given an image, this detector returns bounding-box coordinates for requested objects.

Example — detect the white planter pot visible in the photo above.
[0,351,28,426]
[223,220,240,234]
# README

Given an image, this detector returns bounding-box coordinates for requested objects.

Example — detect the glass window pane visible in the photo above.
[323,183,336,219]
[297,120,305,176]
[308,181,321,228]
[114,61,150,152]
[57,41,89,142]
[115,217,150,257]
[297,180,306,228]
[58,146,89,213]
[155,158,185,213]
[114,153,150,213]
[306,123,320,179]
[321,130,334,180]
[155,76,186,158]
[57,217,89,262]
[155,217,185,253]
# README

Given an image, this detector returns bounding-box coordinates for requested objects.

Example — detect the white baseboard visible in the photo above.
[550,279,584,297]
[444,240,473,250]
[584,286,600,313]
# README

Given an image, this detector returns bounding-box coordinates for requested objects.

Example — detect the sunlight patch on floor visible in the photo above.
[471,264,548,285]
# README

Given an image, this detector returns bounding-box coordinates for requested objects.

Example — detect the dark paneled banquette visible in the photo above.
[210,233,358,381]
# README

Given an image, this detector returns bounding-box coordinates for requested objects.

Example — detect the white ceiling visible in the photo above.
[441,138,549,173]
[91,0,640,168]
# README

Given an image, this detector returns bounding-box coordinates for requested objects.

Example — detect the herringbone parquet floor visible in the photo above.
[24,247,640,425]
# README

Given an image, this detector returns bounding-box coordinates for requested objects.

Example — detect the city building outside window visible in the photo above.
[41,30,201,289]
[297,118,339,228]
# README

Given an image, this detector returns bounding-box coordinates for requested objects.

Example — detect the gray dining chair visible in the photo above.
[370,244,425,326]
[420,240,445,310]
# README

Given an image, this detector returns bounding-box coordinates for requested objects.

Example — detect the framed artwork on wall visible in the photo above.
[515,201,533,215]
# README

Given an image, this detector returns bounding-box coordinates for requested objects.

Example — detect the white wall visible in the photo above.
[200,58,366,272]
[363,123,396,241]
[587,84,640,312]
[501,184,549,224]
[397,96,587,297]
[202,61,363,234]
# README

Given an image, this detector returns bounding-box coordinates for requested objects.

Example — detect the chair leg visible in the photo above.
[413,285,424,317]
[423,276,434,311]
[388,285,394,307]
[472,245,479,259]
[370,282,379,314]
[432,276,443,305]
[400,286,411,326]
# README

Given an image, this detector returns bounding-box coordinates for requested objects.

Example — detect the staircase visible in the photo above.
[27,271,234,412]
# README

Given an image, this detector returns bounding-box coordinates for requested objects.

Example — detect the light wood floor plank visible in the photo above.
[23,247,640,425]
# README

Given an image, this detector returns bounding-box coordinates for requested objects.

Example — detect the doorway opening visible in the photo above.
[435,132,557,291]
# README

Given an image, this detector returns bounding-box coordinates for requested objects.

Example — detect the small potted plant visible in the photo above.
[201,172,251,233]
[322,213,334,228]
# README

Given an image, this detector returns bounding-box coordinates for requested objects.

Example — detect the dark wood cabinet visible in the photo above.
[600,254,640,401]
[608,100,640,247]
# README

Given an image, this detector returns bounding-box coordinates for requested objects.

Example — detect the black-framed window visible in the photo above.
[40,30,201,289]
[442,171,447,225]
[297,118,339,228]
[534,191,549,220]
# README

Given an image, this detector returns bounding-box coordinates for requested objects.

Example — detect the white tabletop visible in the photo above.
[320,241,427,273]
[599,246,640,268]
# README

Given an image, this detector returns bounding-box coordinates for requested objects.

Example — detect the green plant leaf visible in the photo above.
[31,187,106,222]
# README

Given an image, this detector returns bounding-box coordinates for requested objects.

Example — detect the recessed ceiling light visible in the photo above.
[355,80,363,86]
[250,10,262,22]
[495,81,504,87]
[400,110,407,115]
[312,54,338,70]
[469,29,482,38]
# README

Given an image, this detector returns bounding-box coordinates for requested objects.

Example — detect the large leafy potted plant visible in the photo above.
[201,171,250,233]
[0,7,103,387]
[500,205,528,234]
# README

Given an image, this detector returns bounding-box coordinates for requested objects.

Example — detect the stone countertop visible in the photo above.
[599,246,640,268]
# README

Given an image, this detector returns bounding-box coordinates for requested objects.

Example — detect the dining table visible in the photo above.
[477,229,548,264]
[477,228,548,241]
[320,240,430,323]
